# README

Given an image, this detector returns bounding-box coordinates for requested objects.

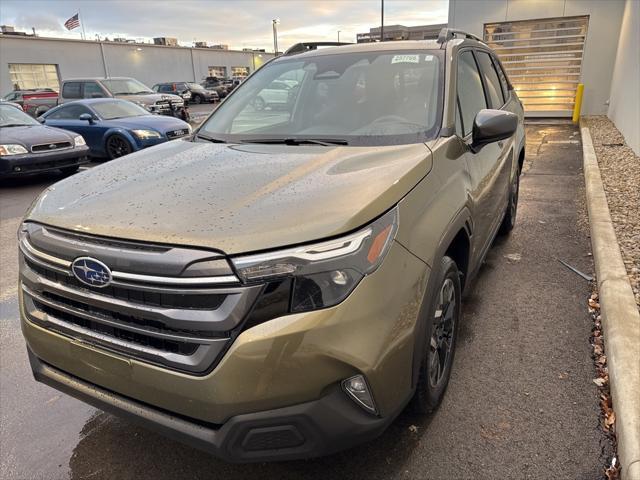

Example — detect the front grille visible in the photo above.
[19,222,261,374]
[31,141,72,153]
[166,129,189,139]
[34,298,199,355]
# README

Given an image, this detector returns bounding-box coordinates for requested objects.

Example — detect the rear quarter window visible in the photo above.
[62,82,82,99]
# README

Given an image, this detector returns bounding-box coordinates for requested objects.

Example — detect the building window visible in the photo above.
[231,67,250,78]
[208,66,227,78]
[9,63,60,91]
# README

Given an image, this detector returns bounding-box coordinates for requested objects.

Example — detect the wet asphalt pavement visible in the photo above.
[0,124,610,479]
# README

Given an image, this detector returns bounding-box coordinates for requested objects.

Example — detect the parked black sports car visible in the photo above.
[0,102,89,178]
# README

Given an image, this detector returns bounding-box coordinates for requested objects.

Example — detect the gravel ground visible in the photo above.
[583,116,640,309]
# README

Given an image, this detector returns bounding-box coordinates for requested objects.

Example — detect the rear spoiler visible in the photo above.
[283,42,352,56]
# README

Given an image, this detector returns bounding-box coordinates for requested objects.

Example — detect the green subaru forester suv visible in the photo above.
[19,30,525,461]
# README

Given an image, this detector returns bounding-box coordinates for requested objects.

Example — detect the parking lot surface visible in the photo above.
[0,124,609,479]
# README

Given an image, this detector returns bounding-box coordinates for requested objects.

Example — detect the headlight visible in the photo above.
[232,207,398,314]
[0,144,28,156]
[132,129,162,139]
[73,135,86,147]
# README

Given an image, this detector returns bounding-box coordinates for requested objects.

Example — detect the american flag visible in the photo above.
[64,13,80,30]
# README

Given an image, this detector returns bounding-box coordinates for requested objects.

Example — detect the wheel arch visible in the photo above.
[103,128,138,153]
[410,208,472,389]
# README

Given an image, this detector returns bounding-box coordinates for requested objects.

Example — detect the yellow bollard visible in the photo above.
[572,83,584,124]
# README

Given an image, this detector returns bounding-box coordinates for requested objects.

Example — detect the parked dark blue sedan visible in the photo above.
[40,99,191,159]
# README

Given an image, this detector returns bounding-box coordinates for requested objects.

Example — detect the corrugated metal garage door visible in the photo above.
[484,16,589,117]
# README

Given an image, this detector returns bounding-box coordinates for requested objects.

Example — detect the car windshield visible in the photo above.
[0,104,40,127]
[101,78,154,95]
[188,83,206,91]
[92,100,150,120]
[198,49,443,146]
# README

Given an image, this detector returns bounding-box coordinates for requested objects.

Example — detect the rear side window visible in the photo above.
[83,82,105,99]
[476,51,505,108]
[492,55,510,100]
[158,84,173,93]
[62,82,81,99]
[456,51,487,136]
[47,104,92,119]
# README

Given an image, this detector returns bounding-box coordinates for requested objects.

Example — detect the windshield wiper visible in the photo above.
[134,91,154,94]
[241,138,348,146]
[196,133,227,143]
[2,123,32,127]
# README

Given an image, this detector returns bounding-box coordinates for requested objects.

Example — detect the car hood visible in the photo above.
[102,115,190,132]
[116,93,182,105]
[0,125,75,147]
[26,140,433,254]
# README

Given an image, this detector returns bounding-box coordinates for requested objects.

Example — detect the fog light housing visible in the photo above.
[342,375,378,415]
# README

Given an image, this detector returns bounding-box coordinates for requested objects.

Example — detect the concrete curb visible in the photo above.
[580,121,640,480]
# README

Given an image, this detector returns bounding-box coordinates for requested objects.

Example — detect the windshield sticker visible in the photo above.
[425,55,435,61]
[391,54,420,64]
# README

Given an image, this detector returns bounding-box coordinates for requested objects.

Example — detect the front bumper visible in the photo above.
[28,349,398,462]
[21,240,429,459]
[0,146,90,177]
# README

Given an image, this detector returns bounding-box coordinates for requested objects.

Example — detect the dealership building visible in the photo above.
[448,0,638,152]
[0,35,273,94]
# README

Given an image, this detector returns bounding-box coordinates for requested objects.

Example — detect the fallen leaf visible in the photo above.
[593,377,607,387]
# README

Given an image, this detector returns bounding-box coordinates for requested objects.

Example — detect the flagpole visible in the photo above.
[79,9,86,40]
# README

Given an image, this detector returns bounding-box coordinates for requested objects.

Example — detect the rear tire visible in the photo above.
[411,256,461,414]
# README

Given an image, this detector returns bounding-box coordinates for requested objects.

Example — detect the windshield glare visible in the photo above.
[92,100,149,120]
[199,50,442,146]
[0,104,40,127]
[102,78,153,95]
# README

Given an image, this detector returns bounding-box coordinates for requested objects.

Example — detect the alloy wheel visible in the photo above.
[428,277,456,387]
[107,136,131,159]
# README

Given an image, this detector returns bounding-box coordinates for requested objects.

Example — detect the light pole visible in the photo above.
[337,30,341,42]
[380,0,384,42]
[272,18,280,55]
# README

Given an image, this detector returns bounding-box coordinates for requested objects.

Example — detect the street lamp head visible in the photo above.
[272,18,280,25]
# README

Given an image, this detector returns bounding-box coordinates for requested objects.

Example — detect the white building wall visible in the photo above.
[607,0,639,155]
[448,0,626,115]
[0,36,273,93]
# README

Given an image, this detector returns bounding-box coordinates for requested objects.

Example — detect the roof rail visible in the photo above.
[437,28,484,45]
[283,41,352,56]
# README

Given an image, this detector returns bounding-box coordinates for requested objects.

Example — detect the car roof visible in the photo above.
[63,77,134,81]
[57,98,130,106]
[276,40,442,60]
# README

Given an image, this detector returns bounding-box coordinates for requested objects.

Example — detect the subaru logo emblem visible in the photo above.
[48,144,57,149]
[71,257,112,288]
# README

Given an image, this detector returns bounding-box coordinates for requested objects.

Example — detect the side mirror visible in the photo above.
[79,113,94,124]
[37,116,45,124]
[470,109,518,153]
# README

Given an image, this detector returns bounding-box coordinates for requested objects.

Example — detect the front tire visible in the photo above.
[499,170,520,235]
[106,134,133,160]
[192,94,202,104]
[412,256,461,414]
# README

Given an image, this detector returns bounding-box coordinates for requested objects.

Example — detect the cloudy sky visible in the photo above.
[0,0,448,51]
